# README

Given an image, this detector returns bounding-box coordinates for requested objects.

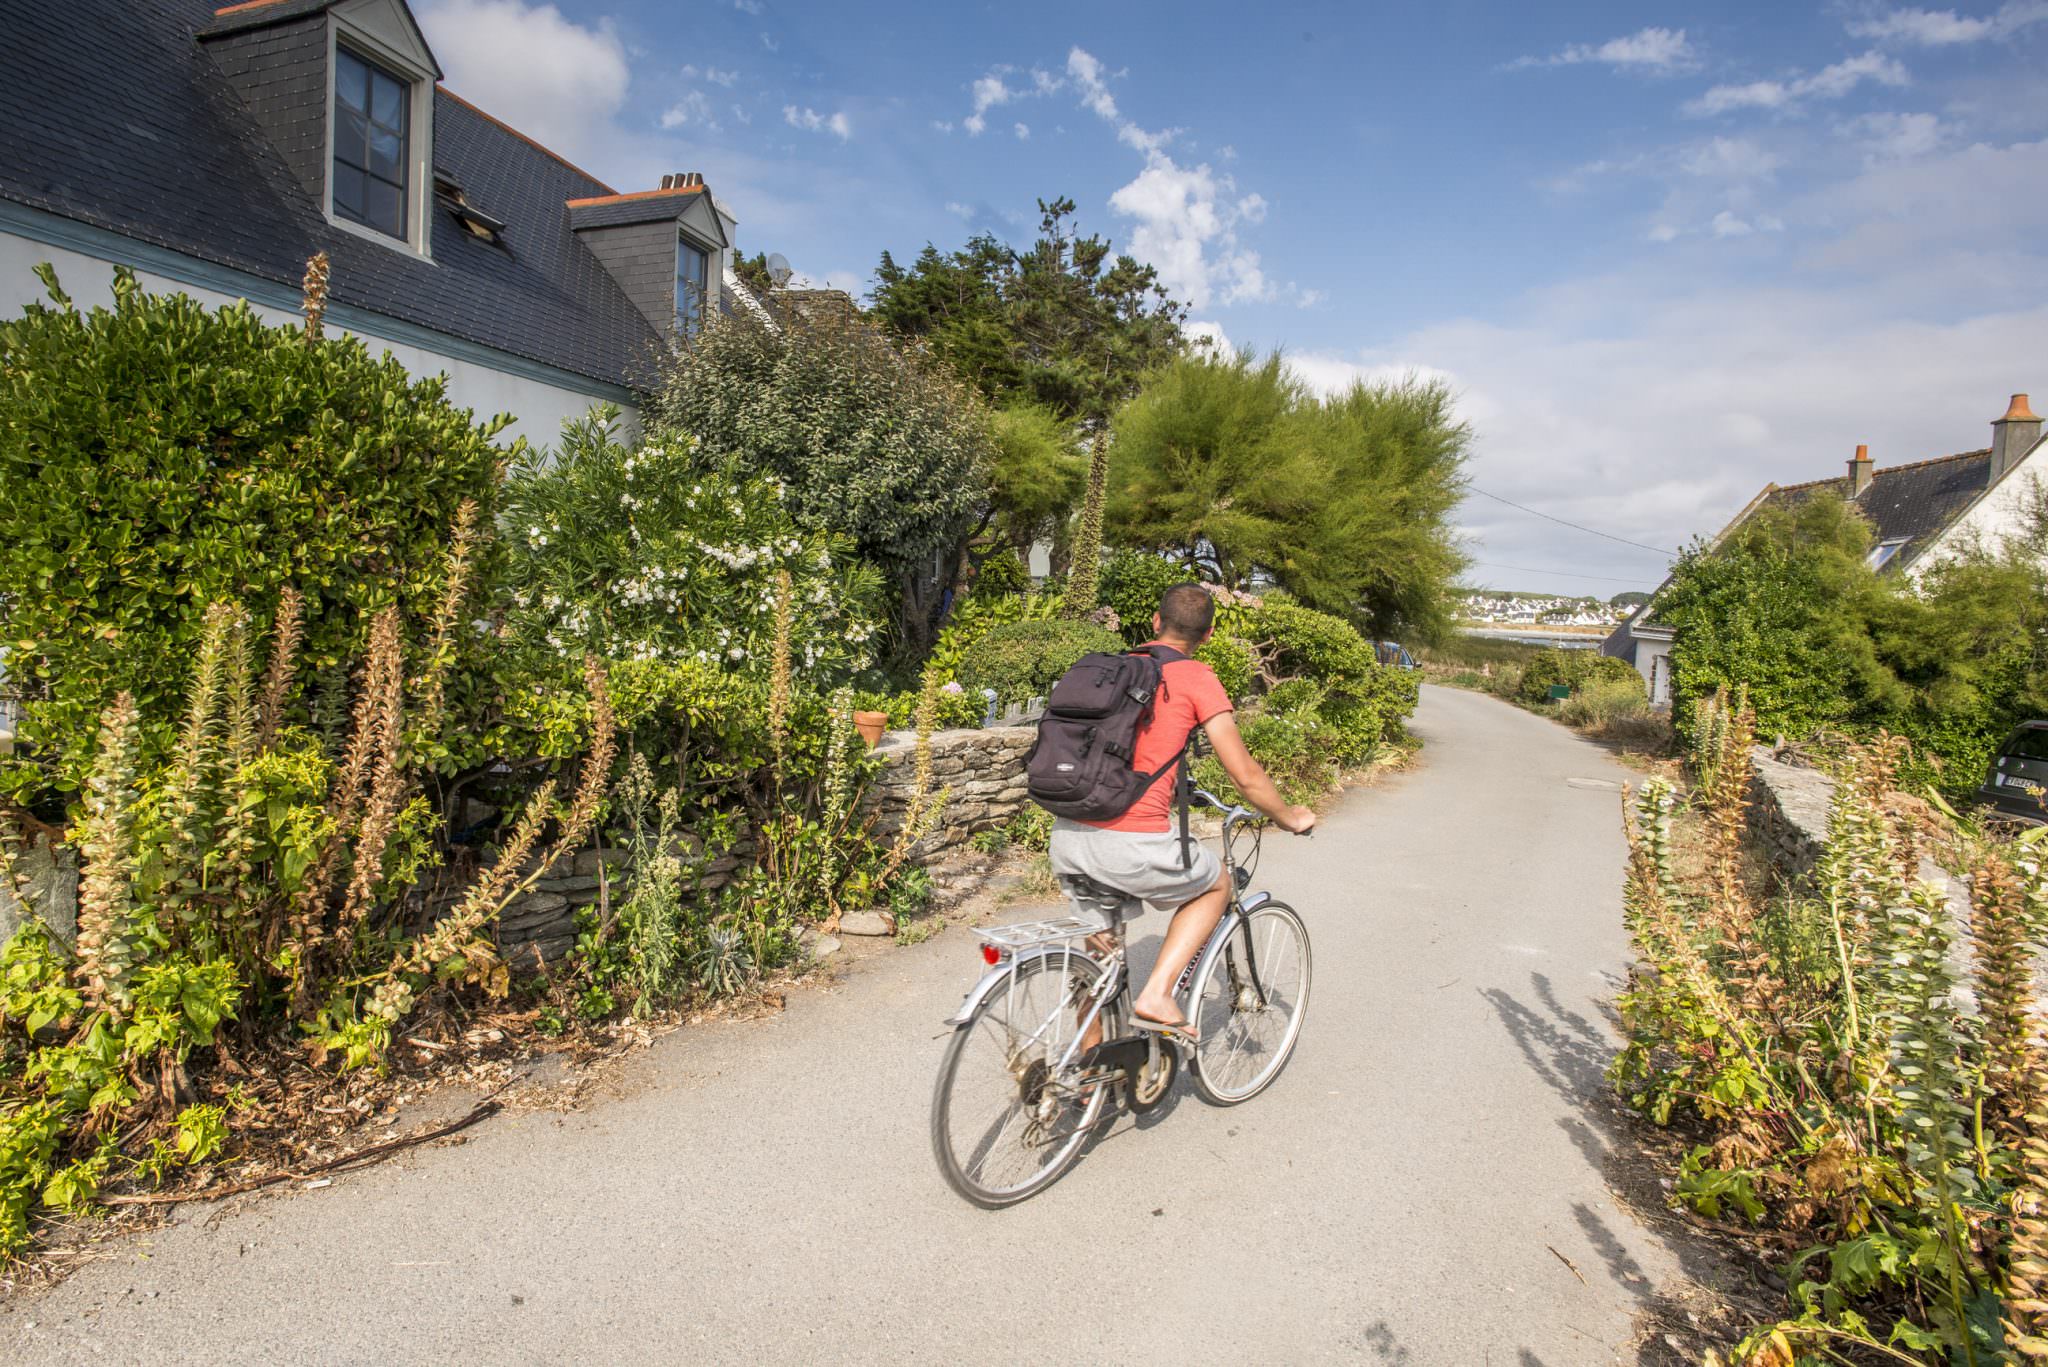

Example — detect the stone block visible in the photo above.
[839,910,893,936]
[572,847,629,878]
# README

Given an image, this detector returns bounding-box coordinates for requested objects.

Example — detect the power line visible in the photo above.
[1466,560,1659,586]
[1468,487,1679,557]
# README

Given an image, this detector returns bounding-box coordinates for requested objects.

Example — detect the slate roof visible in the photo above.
[1758,449,1994,555]
[0,0,662,392]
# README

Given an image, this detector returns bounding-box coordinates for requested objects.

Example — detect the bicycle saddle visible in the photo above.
[1058,874,1137,921]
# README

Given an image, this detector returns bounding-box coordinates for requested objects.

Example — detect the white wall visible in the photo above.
[0,231,635,452]
[1911,439,2048,578]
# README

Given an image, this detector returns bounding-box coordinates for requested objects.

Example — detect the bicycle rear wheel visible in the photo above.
[931,949,1112,1207]
[1187,901,1311,1106]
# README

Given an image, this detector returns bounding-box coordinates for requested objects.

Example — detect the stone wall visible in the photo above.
[1746,746,1834,886]
[488,725,1038,961]
[0,834,77,946]
[867,726,1036,857]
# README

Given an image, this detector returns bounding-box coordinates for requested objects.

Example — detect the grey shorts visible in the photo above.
[1047,818,1223,918]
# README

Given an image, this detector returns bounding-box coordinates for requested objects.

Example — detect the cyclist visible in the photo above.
[1049,583,1316,1041]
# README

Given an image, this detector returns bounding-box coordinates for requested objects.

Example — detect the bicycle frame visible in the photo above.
[944,793,1272,1031]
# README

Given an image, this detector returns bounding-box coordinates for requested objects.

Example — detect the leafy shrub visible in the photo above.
[957,620,1124,706]
[888,865,935,920]
[855,685,983,731]
[1195,633,1257,700]
[0,267,504,804]
[649,307,993,661]
[971,548,1030,600]
[1515,648,1643,706]
[502,415,881,678]
[1099,550,1188,646]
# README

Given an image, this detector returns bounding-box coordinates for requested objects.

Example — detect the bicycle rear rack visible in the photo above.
[973,913,1110,954]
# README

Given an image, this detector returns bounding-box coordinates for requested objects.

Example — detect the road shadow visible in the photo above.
[1480,972,1781,1363]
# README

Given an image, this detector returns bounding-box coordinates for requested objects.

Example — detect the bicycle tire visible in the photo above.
[1187,900,1311,1106]
[931,949,1112,1208]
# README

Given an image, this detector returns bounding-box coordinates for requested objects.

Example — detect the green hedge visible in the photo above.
[957,619,1123,706]
[1515,649,1643,706]
[0,267,505,803]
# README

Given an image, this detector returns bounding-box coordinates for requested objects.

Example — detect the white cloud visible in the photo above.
[1687,51,1909,116]
[1648,223,1682,242]
[681,64,740,88]
[660,90,718,132]
[760,33,778,52]
[1679,136,1782,179]
[784,106,851,140]
[1712,210,1755,236]
[731,104,752,125]
[1845,110,1948,163]
[1185,320,1233,353]
[1296,288,1326,309]
[931,119,955,133]
[1509,26,1697,72]
[1014,122,1031,140]
[733,0,763,13]
[415,0,629,166]
[1846,3,2048,44]
[1066,46,1271,310]
[964,73,1012,136]
[944,201,974,219]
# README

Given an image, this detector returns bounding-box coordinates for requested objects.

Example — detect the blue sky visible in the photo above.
[417,0,2048,596]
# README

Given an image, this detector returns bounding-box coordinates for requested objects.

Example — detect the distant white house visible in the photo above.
[1604,393,2048,706]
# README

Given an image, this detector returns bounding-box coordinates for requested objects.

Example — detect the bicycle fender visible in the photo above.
[943,946,1084,1027]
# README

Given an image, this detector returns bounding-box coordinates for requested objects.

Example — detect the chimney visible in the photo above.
[660,173,675,190]
[1848,443,1874,497]
[1991,393,2042,485]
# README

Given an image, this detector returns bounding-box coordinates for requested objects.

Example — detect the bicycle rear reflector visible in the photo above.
[981,944,1002,966]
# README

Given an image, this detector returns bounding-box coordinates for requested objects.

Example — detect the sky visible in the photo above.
[414,0,2048,597]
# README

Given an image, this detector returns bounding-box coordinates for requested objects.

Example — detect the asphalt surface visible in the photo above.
[2,684,1692,1365]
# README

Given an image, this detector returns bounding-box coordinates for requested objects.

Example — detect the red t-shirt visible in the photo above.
[1084,645,1235,834]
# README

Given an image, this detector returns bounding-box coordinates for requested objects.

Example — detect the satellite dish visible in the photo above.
[765,252,793,287]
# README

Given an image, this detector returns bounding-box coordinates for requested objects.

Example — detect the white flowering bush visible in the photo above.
[501,411,882,678]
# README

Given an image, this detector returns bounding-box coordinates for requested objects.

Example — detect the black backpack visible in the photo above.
[1024,645,1194,858]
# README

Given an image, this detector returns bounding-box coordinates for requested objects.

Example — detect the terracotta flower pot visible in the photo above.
[852,710,888,747]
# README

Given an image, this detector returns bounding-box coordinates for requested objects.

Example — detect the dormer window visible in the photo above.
[333,48,411,240]
[677,235,710,335]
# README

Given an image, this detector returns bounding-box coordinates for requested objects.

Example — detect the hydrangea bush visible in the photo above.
[501,413,882,679]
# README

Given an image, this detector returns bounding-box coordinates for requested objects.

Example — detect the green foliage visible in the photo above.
[956,619,1124,706]
[970,548,1030,600]
[1514,649,1644,706]
[1194,634,1257,701]
[984,405,1085,556]
[887,865,935,921]
[871,196,1186,425]
[648,305,992,662]
[1106,353,1470,641]
[501,414,881,680]
[1099,550,1187,646]
[0,267,505,804]
[1661,491,2048,792]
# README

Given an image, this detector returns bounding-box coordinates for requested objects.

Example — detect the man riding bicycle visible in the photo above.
[1048,584,1316,1041]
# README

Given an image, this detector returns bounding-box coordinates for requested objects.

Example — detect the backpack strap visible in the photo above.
[1133,644,1197,868]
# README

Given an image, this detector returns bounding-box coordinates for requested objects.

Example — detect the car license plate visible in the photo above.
[2002,774,2045,797]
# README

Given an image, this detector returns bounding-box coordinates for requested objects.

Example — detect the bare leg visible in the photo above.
[1132,870,1230,1026]
[1075,931,1116,1053]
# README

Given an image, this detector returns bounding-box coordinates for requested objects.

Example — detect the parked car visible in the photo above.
[1977,721,2048,824]
[1374,641,1418,670]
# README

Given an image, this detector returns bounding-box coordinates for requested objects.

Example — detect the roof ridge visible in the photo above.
[213,0,303,14]
[1773,473,1849,495]
[566,185,706,208]
[435,86,614,196]
[1872,447,1991,476]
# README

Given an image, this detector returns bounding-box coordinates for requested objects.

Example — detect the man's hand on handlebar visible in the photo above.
[1278,805,1317,836]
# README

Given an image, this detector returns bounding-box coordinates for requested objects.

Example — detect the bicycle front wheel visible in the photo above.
[931,949,1111,1208]
[1188,901,1311,1106]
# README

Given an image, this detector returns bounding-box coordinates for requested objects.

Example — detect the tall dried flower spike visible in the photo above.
[339,609,410,932]
[256,585,305,749]
[1972,852,2041,1137]
[73,693,144,1013]
[413,500,480,742]
[1064,441,1109,617]
[301,250,330,342]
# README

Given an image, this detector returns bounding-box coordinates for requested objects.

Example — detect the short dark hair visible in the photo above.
[1157,583,1216,639]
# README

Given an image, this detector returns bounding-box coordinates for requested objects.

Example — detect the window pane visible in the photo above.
[2007,730,2048,762]
[369,127,403,180]
[336,49,369,116]
[365,178,404,237]
[333,163,366,220]
[336,106,369,168]
[370,71,404,129]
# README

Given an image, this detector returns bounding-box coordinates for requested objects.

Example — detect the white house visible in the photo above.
[1604,393,2048,706]
[0,0,750,448]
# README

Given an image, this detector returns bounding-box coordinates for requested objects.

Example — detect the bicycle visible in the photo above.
[930,789,1313,1207]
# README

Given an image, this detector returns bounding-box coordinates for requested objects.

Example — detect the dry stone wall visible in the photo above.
[1746,746,1834,885]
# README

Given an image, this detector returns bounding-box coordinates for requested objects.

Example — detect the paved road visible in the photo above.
[2,685,1692,1365]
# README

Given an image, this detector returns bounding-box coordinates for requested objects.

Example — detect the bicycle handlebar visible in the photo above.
[1189,788,1311,837]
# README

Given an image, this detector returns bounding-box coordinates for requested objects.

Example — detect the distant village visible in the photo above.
[1457,589,1641,629]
